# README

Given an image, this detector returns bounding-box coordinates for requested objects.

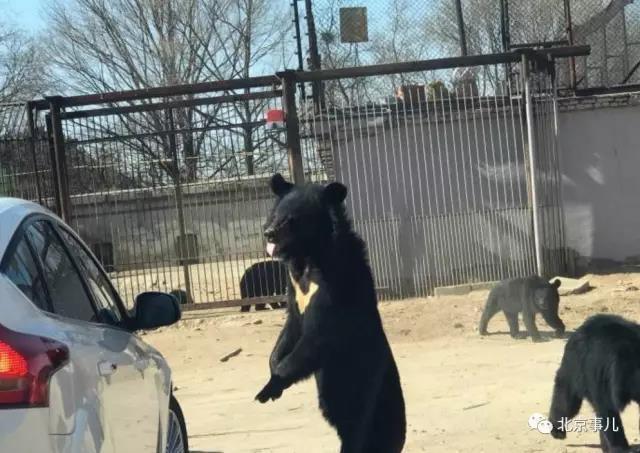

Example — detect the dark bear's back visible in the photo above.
[239,260,287,298]
[565,314,640,402]
[490,275,553,311]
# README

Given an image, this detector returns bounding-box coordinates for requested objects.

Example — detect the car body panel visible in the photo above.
[0,198,177,453]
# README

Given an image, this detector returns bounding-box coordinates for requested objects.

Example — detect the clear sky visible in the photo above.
[4,0,45,31]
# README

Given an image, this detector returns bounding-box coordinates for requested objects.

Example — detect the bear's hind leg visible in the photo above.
[592,396,629,453]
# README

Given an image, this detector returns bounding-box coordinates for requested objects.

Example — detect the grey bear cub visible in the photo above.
[479,276,565,342]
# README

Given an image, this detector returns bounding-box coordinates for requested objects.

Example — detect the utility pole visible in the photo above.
[304,0,323,109]
[454,0,468,56]
[292,0,304,71]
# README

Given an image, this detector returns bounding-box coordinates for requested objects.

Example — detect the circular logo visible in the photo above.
[528,413,546,430]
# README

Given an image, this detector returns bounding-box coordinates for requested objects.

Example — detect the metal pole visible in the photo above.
[279,70,305,184]
[25,103,43,205]
[304,0,323,110]
[47,97,71,223]
[522,53,544,277]
[500,0,512,85]
[563,0,577,89]
[291,0,307,103]
[167,108,193,305]
[500,0,511,52]
[454,0,468,56]
[292,0,304,71]
[549,58,570,275]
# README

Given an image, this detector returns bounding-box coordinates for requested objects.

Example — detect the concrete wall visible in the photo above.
[316,101,567,295]
[68,178,274,271]
[65,93,640,297]
[558,93,640,271]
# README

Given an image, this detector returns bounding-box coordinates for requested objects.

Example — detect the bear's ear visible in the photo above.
[270,173,293,197]
[323,182,347,205]
[551,279,561,289]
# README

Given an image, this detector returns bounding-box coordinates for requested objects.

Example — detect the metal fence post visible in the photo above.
[46,96,71,223]
[25,103,43,205]
[563,0,577,90]
[549,56,571,276]
[454,0,468,56]
[522,53,544,277]
[167,108,193,305]
[279,70,305,185]
[304,0,324,110]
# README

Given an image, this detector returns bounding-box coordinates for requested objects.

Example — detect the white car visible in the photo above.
[0,198,188,453]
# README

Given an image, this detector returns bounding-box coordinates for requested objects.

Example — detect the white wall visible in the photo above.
[558,98,640,269]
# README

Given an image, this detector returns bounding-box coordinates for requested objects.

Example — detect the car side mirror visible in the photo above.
[131,292,181,331]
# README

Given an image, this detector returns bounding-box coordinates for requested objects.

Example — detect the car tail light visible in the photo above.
[0,324,69,408]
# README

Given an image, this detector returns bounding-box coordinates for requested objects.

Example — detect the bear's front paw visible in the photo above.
[550,427,566,440]
[255,376,284,403]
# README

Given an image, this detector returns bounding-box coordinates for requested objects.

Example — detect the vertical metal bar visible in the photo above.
[500,0,511,52]
[454,0,468,56]
[621,7,629,78]
[304,0,323,110]
[47,97,71,223]
[550,62,569,275]
[292,0,304,71]
[564,0,577,89]
[26,103,43,205]
[291,0,307,102]
[167,108,193,305]
[279,70,305,184]
[522,53,544,277]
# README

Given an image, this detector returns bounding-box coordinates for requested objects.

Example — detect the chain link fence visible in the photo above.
[307,0,640,89]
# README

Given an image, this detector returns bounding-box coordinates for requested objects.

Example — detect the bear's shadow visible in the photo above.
[567,444,640,452]
[483,330,575,342]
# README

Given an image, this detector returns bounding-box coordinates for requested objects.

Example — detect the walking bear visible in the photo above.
[479,276,565,342]
[239,260,287,312]
[255,174,406,453]
[549,314,640,452]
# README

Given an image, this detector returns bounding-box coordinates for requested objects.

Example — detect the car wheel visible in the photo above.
[166,395,188,453]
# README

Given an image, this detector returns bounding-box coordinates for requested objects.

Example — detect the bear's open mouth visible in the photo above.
[266,242,277,257]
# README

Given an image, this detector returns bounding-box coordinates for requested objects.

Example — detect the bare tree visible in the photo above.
[0,22,48,103]
[45,0,291,186]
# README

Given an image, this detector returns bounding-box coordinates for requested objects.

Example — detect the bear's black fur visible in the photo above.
[239,260,287,312]
[549,314,640,452]
[255,174,406,453]
[479,276,565,342]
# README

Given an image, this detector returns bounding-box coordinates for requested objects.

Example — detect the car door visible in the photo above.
[23,219,156,452]
[55,224,162,451]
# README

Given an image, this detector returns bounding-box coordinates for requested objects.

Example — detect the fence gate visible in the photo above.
[33,79,299,309]
[292,50,573,298]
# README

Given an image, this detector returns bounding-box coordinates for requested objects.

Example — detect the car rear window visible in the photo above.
[2,237,50,311]
[26,221,97,323]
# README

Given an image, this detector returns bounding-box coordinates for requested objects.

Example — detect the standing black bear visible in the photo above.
[239,260,287,312]
[479,276,565,342]
[255,174,406,453]
[548,314,640,452]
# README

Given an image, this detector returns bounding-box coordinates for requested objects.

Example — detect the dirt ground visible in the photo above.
[145,272,640,453]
